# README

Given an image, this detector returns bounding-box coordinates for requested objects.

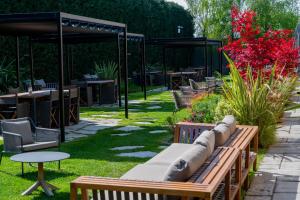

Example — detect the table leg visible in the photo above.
[32,98,37,124]
[22,162,58,196]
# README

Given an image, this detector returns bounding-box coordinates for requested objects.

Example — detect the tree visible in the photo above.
[222,7,299,78]
[186,0,245,38]
[186,0,300,39]
[246,0,299,32]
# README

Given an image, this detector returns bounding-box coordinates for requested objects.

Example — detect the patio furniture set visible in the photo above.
[71,115,258,200]
[0,117,70,196]
[172,77,222,111]
[0,85,80,129]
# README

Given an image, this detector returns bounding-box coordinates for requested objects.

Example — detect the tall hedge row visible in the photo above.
[0,0,194,82]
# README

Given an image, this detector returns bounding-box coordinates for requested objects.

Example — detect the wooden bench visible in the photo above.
[174,122,259,189]
[70,147,241,200]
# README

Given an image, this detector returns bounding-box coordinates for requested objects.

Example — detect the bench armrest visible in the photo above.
[174,122,215,143]
[2,131,23,153]
[71,177,211,199]
[35,127,60,144]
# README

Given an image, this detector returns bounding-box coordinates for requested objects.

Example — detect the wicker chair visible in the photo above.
[0,117,60,175]
[65,88,80,126]
[0,94,30,120]
[189,79,208,94]
[172,90,193,111]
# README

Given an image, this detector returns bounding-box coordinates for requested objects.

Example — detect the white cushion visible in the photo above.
[213,124,231,146]
[163,145,208,181]
[193,130,215,155]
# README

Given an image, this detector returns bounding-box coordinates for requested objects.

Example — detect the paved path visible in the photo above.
[245,90,300,200]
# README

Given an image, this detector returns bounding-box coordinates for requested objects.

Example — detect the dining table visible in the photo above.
[0,90,68,124]
[167,71,198,89]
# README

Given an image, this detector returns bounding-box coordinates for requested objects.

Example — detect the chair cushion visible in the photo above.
[213,124,231,146]
[163,145,209,181]
[220,115,236,134]
[120,163,169,181]
[193,130,215,155]
[2,120,33,145]
[20,141,58,152]
[146,143,195,166]
[34,79,46,88]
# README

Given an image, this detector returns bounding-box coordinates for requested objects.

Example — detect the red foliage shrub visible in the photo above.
[222,6,299,78]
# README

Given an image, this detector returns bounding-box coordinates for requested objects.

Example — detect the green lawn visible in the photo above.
[0,90,176,200]
[0,90,266,200]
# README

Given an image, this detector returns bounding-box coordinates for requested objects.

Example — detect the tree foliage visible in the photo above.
[187,0,300,39]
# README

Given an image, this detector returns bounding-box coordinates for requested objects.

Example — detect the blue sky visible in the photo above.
[166,0,188,9]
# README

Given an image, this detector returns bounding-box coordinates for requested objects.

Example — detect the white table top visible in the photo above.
[10,152,70,163]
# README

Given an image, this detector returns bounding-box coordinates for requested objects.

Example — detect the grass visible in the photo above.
[0,89,267,200]
[0,90,175,200]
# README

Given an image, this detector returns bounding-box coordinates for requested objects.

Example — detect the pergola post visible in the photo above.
[163,47,167,87]
[204,37,208,77]
[117,34,122,107]
[29,37,34,86]
[142,38,146,100]
[57,14,65,142]
[220,41,223,75]
[210,45,213,76]
[15,36,20,88]
[66,44,71,85]
[70,46,74,80]
[123,27,128,118]
[138,40,144,93]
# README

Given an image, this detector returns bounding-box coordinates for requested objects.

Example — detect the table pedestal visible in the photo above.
[22,163,58,196]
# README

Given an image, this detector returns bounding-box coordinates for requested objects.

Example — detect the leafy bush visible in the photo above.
[188,94,222,123]
[95,61,117,80]
[214,97,233,122]
[0,57,16,94]
[221,55,296,147]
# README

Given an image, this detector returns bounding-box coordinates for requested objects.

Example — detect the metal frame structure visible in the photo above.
[0,12,129,142]
[33,32,147,106]
[147,37,223,86]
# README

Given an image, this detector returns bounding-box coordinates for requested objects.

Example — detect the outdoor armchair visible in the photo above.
[189,79,208,94]
[0,117,60,175]
[172,90,193,111]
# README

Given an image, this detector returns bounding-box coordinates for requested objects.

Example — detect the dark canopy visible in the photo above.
[147,37,223,84]
[0,12,129,142]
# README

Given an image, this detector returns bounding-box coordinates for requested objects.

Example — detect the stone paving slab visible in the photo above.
[110,146,144,151]
[115,126,144,132]
[273,193,300,200]
[246,89,300,200]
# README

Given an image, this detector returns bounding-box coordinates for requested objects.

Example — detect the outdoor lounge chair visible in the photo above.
[189,79,208,94]
[0,117,60,175]
[174,115,259,190]
[172,90,193,111]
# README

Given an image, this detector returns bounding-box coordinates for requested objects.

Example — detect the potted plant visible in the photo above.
[95,61,118,104]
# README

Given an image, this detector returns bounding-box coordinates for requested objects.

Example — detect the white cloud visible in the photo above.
[165,0,188,9]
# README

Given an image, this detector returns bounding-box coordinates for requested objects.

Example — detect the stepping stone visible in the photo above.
[146,106,162,110]
[91,114,113,118]
[65,133,88,141]
[115,126,144,132]
[0,136,3,140]
[110,146,144,151]
[73,129,97,135]
[112,133,132,137]
[116,151,157,158]
[82,125,109,131]
[141,117,157,121]
[135,122,153,125]
[128,100,144,104]
[149,130,168,134]
[159,145,168,149]
[128,109,141,112]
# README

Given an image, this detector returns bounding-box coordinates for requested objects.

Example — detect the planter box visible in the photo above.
[99,81,116,104]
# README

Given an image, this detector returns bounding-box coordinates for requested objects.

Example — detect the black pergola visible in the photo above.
[146,37,223,86]
[32,32,147,106]
[0,12,129,142]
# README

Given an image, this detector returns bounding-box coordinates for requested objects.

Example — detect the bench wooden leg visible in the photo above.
[225,170,231,200]
[81,188,88,200]
[70,184,77,200]
[235,153,242,200]
[253,132,259,171]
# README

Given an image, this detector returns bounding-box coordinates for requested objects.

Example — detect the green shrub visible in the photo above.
[214,97,234,122]
[221,55,296,147]
[188,94,221,123]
